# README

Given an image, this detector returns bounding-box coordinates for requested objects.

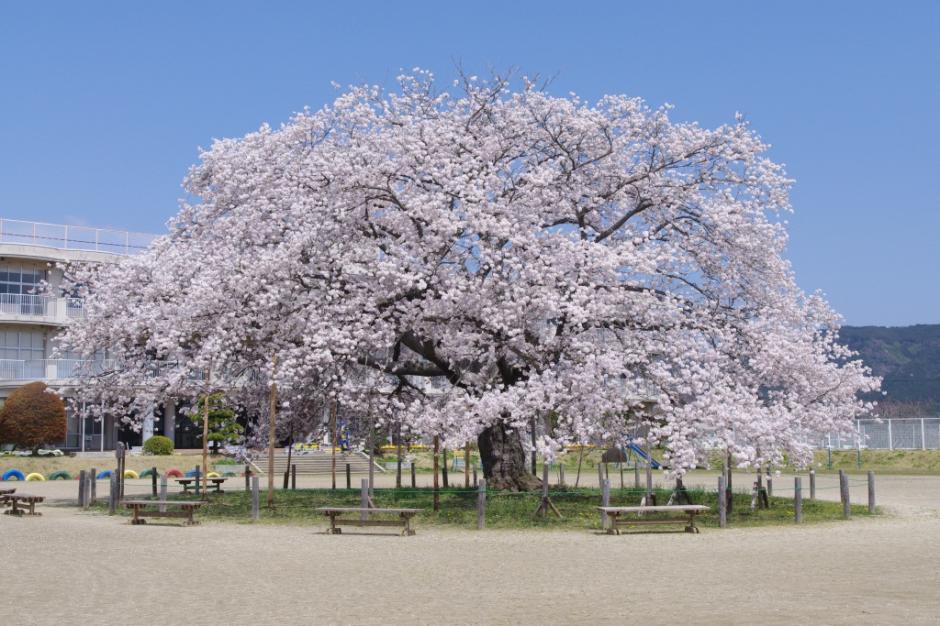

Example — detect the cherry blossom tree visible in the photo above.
[59,70,879,490]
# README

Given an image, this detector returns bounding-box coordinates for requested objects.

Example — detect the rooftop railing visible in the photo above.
[0,218,156,256]
[0,359,118,381]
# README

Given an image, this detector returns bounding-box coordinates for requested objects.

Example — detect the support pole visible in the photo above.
[464,442,470,489]
[159,475,167,513]
[794,476,803,524]
[330,401,337,490]
[559,464,565,488]
[868,471,876,514]
[476,479,486,530]
[245,465,250,492]
[600,478,610,530]
[411,462,416,489]
[441,446,449,488]
[251,476,260,521]
[151,466,157,498]
[108,474,117,515]
[291,464,297,490]
[433,435,440,512]
[809,469,816,501]
[360,478,370,521]
[396,423,403,489]
[839,470,851,519]
[78,470,86,508]
[718,475,727,528]
[267,361,277,508]
[346,463,351,490]
[201,370,210,502]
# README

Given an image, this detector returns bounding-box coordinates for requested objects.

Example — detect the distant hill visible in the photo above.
[840,324,940,414]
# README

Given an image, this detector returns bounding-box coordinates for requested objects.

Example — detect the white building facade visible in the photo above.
[0,218,168,451]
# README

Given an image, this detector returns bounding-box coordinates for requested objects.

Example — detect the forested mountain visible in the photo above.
[840,324,940,414]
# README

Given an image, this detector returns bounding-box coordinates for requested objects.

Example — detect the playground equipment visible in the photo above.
[25,472,45,481]
[48,470,71,480]
[625,442,660,469]
[123,470,139,479]
[2,469,25,481]
[96,470,113,479]
[207,471,221,478]
[165,468,183,478]
[138,469,156,478]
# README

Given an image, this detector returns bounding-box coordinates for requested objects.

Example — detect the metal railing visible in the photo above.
[821,418,940,450]
[0,293,56,317]
[0,218,156,256]
[0,358,118,381]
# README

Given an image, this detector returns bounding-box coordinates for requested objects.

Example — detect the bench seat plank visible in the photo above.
[315,507,421,514]
[598,505,709,513]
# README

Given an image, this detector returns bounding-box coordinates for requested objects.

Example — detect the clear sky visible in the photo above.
[1,1,937,326]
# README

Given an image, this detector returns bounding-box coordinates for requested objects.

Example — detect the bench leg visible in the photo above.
[326,514,342,535]
[684,513,700,534]
[401,514,416,537]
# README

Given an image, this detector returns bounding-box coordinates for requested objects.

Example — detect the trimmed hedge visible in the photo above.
[142,435,174,455]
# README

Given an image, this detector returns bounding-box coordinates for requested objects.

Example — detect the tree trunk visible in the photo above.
[477,422,541,491]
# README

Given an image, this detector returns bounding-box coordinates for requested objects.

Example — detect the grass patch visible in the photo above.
[98,485,875,530]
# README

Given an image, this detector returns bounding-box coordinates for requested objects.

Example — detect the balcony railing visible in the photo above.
[0,359,118,381]
[0,293,55,317]
[0,218,155,256]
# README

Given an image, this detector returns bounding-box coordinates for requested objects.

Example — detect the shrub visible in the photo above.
[142,435,174,455]
[0,382,66,451]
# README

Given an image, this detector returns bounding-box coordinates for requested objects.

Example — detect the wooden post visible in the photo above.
[868,471,875,514]
[767,475,773,499]
[368,425,375,499]
[159,475,167,513]
[441,446,449,488]
[151,466,157,498]
[619,462,624,490]
[464,442,470,489]
[809,469,816,501]
[536,463,549,518]
[108,474,117,515]
[283,469,290,490]
[559,464,565,488]
[360,479,369,521]
[291,464,297,490]
[433,435,440,512]
[472,464,477,488]
[396,424,403,489]
[718,475,727,528]
[476,479,486,530]
[194,465,201,498]
[330,401,337,490]
[839,470,851,519]
[267,365,277,508]
[251,476,260,521]
[596,462,603,487]
[600,478,610,530]
[78,469,87,507]
[726,452,733,514]
[634,462,640,490]
[645,461,653,503]
[201,371,210,501]
[410,462,416,489]
[245,465,251,492]
[345,463,351,490]
[116,442,125,500]
[794,476,803,524]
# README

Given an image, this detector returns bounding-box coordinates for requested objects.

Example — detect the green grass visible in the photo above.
[97,485,876,530]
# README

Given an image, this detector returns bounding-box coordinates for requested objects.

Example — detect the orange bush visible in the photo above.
[0,382,66,450]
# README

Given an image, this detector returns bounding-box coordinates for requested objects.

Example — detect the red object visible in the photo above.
[165,468,183,478]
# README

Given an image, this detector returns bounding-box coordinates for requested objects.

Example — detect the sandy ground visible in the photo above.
[2,471,939,625]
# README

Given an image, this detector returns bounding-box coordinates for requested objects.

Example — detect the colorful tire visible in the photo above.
[207,471,221,478]
[185,469,199,477]
[165,468,183,478]
[96,470,113,479]
[123,469,139,479]
[49,470,72,480]
[138,469,155,478]
[1,469,25,481]
[25,472,45,481]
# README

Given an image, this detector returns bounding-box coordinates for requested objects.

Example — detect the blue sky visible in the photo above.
[1,1,937,326]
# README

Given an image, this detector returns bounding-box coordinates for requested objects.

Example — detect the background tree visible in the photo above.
[60,70,879,490]
[189,392,244,453]
[0,382,66,451]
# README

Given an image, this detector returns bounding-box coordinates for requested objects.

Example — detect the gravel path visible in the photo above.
[3,471,939,625]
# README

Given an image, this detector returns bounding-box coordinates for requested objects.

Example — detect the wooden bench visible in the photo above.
[176,478,226,494]
[315,507,422,536]
[123,500,203,526]
[4,494,44,516]
[598,505,710,534]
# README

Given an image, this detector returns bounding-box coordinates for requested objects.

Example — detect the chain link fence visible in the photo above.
[821,418,940,449]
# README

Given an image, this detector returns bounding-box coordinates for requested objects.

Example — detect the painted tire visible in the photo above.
[1,469,25,481]
[49,470,72,480]
[96,470,113,479]
[185,469,199,477]
[123,470,139,480]
[206,471,221,478]
[165,468,183,478]
[138,469,155,478]
[25,472,45,481]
